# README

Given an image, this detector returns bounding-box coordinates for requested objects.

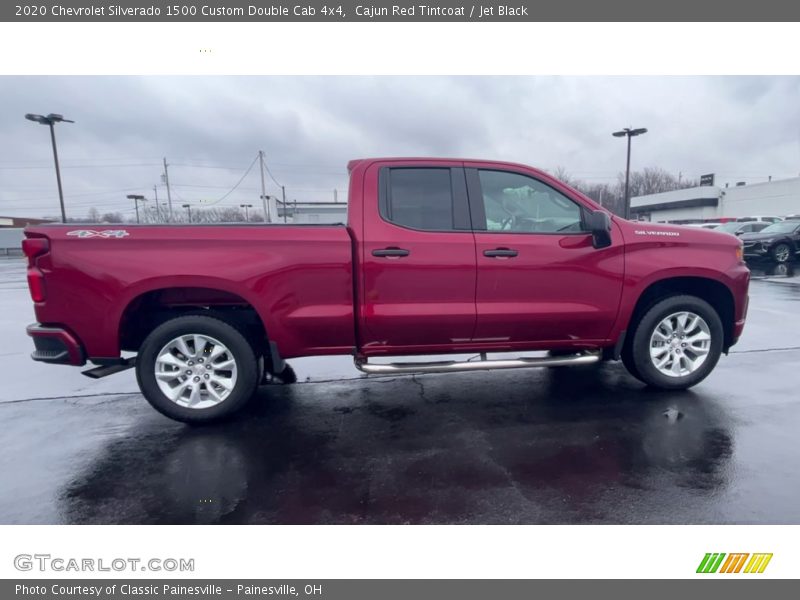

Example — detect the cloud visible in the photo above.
[1,76,798,218]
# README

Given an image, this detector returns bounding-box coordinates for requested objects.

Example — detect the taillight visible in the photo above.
[27,270,46,302]
[22,236,49,302]
[22,237,49,265]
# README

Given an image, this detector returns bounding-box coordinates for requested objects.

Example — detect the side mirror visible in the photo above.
[586,210,612,249]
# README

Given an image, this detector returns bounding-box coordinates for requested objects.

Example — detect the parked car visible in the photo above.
[736,216,783,223]
[684,223,721,229]
[716,221,771,237]
[23,157,751,423]
[740,220,800,263]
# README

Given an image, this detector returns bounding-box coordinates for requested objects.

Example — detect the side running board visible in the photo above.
[354,350,601,375]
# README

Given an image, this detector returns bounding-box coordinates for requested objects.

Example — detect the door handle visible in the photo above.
[372,247,410,258]
[483,248,518,258]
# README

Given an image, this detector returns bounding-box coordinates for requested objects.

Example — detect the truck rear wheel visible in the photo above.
[624,295,723,390]
[135,315,259,423]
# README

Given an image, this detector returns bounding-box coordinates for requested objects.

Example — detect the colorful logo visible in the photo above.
[697,553,773,574]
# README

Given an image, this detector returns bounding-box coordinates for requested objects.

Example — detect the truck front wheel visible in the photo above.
[135,315,259,423]
[625,295,724,390]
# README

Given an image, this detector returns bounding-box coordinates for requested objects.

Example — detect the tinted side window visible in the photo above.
[383,168,454,231]
[477,170,584,233]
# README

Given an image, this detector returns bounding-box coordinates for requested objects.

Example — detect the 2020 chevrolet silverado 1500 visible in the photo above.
[23,158,750,423]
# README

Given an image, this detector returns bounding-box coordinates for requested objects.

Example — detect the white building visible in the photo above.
[277,200,348,224]
[631,176,800,223]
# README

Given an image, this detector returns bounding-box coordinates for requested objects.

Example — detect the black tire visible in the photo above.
[620,341,642,382]
[624,295,724,390]
[771,242,791,264]
[135,315,259,424]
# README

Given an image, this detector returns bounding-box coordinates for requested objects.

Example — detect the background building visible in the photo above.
[277,200,347,224]
[0,216,54,257]
[631,177,800,223]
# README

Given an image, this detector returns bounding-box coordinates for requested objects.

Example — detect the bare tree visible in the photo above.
[549,166,699,217]
[619,167,698,198]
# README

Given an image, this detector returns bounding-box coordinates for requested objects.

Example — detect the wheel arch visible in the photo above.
[627,276,736,352]
[118,283,272,361]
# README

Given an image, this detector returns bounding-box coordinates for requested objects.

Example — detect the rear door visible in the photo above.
[466,165,625,345]
[359,162,477,352]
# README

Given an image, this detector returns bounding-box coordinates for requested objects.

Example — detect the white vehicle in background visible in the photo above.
[684,223,722,229]
[715,221,771,237]
[736,216,783,223]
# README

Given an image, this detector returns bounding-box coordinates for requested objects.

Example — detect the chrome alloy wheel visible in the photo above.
[154,334,238,409]
[649,311,711,378]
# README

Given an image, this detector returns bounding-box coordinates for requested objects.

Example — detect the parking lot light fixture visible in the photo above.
[126,194,145,224]
[25,113,74,223]
[612,127,648,219]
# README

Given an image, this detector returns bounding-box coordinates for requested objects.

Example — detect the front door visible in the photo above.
[466,166,625,346]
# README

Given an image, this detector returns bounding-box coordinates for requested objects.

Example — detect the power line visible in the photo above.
[199,154,260,207]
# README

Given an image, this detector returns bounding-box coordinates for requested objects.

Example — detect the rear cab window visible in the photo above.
[378,167,470,231]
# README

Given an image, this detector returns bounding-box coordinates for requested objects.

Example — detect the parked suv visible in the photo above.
[740,220,800,263]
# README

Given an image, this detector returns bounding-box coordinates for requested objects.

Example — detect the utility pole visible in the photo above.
[334,188,338,203]
[153,185,160,223]
[282,185,287,223]
[258,150,271,222]
[162,157,173,222]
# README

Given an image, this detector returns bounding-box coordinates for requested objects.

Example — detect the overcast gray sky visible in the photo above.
[1,76,799,219]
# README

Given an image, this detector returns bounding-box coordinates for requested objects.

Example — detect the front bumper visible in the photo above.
[26,323,86,366]
[742,241,770,257]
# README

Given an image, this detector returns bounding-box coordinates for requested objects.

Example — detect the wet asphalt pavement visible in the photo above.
[1,261,800,524]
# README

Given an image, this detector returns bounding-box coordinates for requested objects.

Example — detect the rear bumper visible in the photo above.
[26,323,86,366]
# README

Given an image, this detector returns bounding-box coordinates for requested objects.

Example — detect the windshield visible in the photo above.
[759,222,800,235]
[717,222,742,233]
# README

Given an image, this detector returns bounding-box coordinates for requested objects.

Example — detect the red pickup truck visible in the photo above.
[23,158,750,423]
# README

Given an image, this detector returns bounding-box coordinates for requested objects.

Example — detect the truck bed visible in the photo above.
[25,224,356,360]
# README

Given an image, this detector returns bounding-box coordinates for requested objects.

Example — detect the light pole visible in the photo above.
[612,127,647,219]
[127,194,145,224]
[25,113,74,222]
[240,204,252,222]
[182,203,192,222]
